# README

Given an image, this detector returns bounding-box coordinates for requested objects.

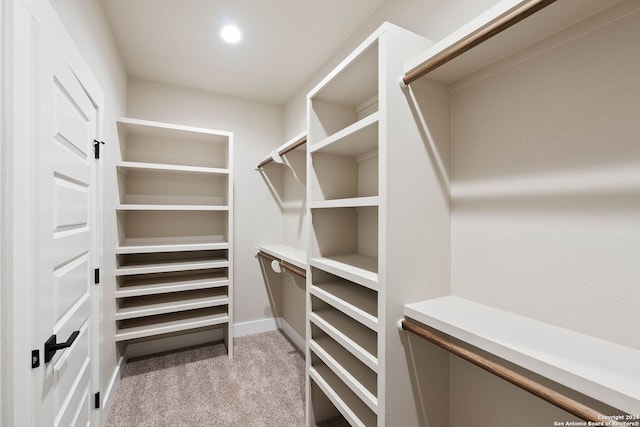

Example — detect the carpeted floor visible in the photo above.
[106,330,348,427]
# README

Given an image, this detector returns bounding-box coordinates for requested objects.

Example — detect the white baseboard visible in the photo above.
[101,356,125,425]
[233,317,305,352]
[277,317,305,352]
[234,317,279,337]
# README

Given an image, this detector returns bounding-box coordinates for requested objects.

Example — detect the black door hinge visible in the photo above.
[32,350,40,368]
[93,139,105,159]
[94,268,100,285]
[94,392,100,409]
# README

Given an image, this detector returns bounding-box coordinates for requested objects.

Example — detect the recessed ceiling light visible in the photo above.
[219,25,243,44]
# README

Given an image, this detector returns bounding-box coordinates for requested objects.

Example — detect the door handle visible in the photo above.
[44,330,79,363]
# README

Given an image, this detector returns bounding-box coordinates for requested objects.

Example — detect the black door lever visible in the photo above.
[44,331,80,363]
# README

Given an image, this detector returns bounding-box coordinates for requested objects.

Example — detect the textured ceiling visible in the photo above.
[101,0,385,104]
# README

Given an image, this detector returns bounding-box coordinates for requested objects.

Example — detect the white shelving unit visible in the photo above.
[306,23,446,427]
[115,117,234,356]
[404,296,640,414]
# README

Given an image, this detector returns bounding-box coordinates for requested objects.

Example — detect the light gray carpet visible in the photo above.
[106,330,349,427]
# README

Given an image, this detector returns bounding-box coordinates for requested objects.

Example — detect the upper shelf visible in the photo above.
[118,117,231,169]
[308,29,379,107]
[258,244,307,271]
[117,161,229,176]
[118,117,231,140]
[404,296,640,414]
[403,0,623,85]
[310,113,378,156]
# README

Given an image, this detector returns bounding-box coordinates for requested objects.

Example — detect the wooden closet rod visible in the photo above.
[257,251,306,278]
[401,319,607,422]
[257,137,307,169]
[402,0,557,86]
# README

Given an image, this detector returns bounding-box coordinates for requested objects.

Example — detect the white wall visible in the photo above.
[49,0,127,416]
[0,0,5,420]
[127,78,284,327]
[282,0,502,139]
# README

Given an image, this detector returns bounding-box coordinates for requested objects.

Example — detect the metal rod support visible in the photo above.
[257,251,306,278]
[257,137,307,169]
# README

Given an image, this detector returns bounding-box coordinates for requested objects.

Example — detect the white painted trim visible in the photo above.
[233,317,304,351]
[277,318,305,352]
[101,356,125,425]
[5,1,35,425]
[233,317,279,337]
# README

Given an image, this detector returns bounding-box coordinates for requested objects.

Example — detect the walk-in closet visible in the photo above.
[3,0,639,426]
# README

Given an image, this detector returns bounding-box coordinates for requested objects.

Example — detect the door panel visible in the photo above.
[54,256,90,323]
[54,176,89,230]
[35,27,98,426]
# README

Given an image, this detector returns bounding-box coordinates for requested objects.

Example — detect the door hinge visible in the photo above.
[32,350,40,368]
[94,268,100,285]
[93,139,105,159]
[94,392,100,409]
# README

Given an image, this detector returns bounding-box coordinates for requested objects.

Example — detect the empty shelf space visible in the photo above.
[310,335,377,412]
[117,211,229,245]
[310,255,378,290]
[117,166,229,207]
[116,270,228,298]
[117,118,230,169]
[116,288,228,320]
[310,113,379,156]
[404,296,640,414]
[310,279,378,331]
[309,37,379,141]
[117,236,228,254]
[310,364,377,427]
[258,244,307,270]
[116,251,228,276]
[310,304,378,371]
[117,161,229,175]
[309,196,379,209]
[115,307,228,342]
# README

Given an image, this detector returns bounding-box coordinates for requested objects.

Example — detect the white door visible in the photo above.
[32,29,100,426]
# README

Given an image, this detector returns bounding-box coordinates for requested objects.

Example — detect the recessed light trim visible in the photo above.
[219,25,243,44]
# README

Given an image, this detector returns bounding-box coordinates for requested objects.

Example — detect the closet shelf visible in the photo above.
[310,255,378,290]
[117,161,229,175]
[310,283,378,332]
[115,307,228,342]
[258,244,307,270]
[310,337,378,413]
[310,113,379,156]
[309,196,379,209]
[310,311,378,372]
[115,289,228,320]
[310,365,377,427]
[115,258,228,276]
[118,117,232,140]
[116,204,229,211]
[116,272,228,298]
[404,296,640,414]
[116,236,228,254]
